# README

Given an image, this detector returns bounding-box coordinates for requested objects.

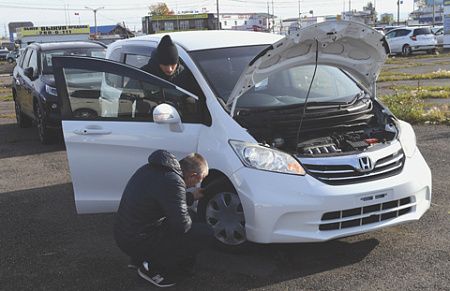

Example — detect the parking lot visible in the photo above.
[1,57,449,290]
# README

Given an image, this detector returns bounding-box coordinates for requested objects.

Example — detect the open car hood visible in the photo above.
[227,21,389,108]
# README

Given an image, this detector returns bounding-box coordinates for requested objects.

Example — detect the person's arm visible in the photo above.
[158,177,192,234]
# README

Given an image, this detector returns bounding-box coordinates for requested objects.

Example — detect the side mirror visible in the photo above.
[153,103,184,132]
[24,67,35,80]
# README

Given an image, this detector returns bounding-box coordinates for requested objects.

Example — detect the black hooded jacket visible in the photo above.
[114,150,194,250]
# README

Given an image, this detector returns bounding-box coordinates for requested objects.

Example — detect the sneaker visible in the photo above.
[127,258,142,270]
[138,261,177,288]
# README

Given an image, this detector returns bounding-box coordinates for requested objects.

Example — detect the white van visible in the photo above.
[52,21,431,252]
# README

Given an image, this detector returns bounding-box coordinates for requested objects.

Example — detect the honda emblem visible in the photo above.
[357,156,374,172]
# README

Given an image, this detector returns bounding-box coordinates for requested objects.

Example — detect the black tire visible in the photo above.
[197,177,251,253]
[34,102,57,144]
[402,45,412,56]
[73,108,98,118]
[8,58,14,63]
[14,96,32,128]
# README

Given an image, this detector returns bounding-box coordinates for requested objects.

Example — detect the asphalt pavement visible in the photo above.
[1,57,449,290]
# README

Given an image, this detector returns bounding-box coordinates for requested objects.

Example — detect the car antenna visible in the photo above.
[295,38,319,154]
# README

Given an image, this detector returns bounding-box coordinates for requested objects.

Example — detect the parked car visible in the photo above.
[52,21,432,252]
[12,41,107,144]
[385,26,437,56]
[374,27,385,35]
[432,26,444,45]
[6,47,21,63]
[0,47,9,60]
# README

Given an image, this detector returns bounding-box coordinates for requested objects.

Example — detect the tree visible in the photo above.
[149,3,173,15]
[365,2,375,14]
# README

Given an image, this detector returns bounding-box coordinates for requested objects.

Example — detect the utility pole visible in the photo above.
[216,0,220,30]
[397,1,400,26]
[432,0,436,24]
[59,0,68,26]
[85,6,105,38]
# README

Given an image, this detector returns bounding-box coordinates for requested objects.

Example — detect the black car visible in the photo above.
[12,41,107,144]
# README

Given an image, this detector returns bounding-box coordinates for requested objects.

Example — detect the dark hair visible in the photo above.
[179,153,208,177]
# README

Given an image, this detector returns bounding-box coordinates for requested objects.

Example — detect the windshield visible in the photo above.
[41,48,107,75]
[191,46,363,108]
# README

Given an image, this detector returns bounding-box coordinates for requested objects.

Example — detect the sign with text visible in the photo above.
[21,25,90,37]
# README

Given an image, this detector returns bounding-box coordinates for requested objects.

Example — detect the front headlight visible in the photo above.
[396,120,417,158]
[230,140,305,175]
[45,84,58,96]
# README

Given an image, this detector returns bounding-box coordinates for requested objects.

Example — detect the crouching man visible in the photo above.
[114,149,214,287]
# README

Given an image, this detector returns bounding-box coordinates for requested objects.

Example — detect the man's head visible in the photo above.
[179,153,209,188]
[157,35,178,76]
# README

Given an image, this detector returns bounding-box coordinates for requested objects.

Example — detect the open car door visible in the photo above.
[53,56,203,214]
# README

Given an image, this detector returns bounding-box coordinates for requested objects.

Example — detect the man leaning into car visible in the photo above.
[113,149,214,288]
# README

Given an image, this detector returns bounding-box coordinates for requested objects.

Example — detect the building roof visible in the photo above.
[89,25,117,34]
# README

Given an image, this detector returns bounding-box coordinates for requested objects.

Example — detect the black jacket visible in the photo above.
[114,150,194,250]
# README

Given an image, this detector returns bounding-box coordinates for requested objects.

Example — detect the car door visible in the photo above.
[386,29,405,53]
[52,56,204,214]
[14,48,34,114]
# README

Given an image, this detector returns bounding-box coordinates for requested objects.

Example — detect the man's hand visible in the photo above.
[192,187,205,200]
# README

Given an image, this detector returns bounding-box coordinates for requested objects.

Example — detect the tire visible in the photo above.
[402,45,412,56]
[197,177,251,253]
[8,58,14,63]
[14,95,32,128]
[73,108,98,118]
[34,102,57,144]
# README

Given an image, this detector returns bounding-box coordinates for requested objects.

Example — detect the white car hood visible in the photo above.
[227,21,389,108]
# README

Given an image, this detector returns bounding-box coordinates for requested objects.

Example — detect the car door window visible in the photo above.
[28,50,38,78]
[63,67,201,123]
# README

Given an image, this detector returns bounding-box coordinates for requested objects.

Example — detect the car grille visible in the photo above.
[319,196,413,231]
[302,150,405,185]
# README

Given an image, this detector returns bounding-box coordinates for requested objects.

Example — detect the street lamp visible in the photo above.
[85,6,104,38]
[59,0,68,26]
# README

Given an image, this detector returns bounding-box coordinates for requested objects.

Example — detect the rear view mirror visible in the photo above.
[153,103,184,132]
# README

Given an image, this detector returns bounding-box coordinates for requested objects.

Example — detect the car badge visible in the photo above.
[357,156,374,172]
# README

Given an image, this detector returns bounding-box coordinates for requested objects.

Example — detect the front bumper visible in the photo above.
[231,147,431,243]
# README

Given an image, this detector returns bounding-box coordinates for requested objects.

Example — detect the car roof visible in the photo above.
[27,41,107,51]
[111,30,284,52]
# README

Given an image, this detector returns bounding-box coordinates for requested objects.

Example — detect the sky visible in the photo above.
[0,0,417,37]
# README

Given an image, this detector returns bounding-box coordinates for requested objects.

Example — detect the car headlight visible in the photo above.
[45,84,58,96]
[396,120,417,158]
[230,140,305,175]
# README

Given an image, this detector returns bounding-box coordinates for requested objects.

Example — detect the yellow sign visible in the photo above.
[21,25,90,37]
[151,14,208,21]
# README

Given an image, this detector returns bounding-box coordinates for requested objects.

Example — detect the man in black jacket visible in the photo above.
[114,150,214,288]
[142,34,203,97]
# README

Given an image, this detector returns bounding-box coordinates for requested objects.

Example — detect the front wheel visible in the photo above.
[34,102,57,144]
[8,58,15,63]
[197,178,250,253]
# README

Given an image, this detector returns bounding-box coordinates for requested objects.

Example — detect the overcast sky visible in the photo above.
[0,0,416,36]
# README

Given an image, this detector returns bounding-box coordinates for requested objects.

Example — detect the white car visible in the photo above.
[385,26,437,56]
[432,26,444,45]
[52,21,431,252]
